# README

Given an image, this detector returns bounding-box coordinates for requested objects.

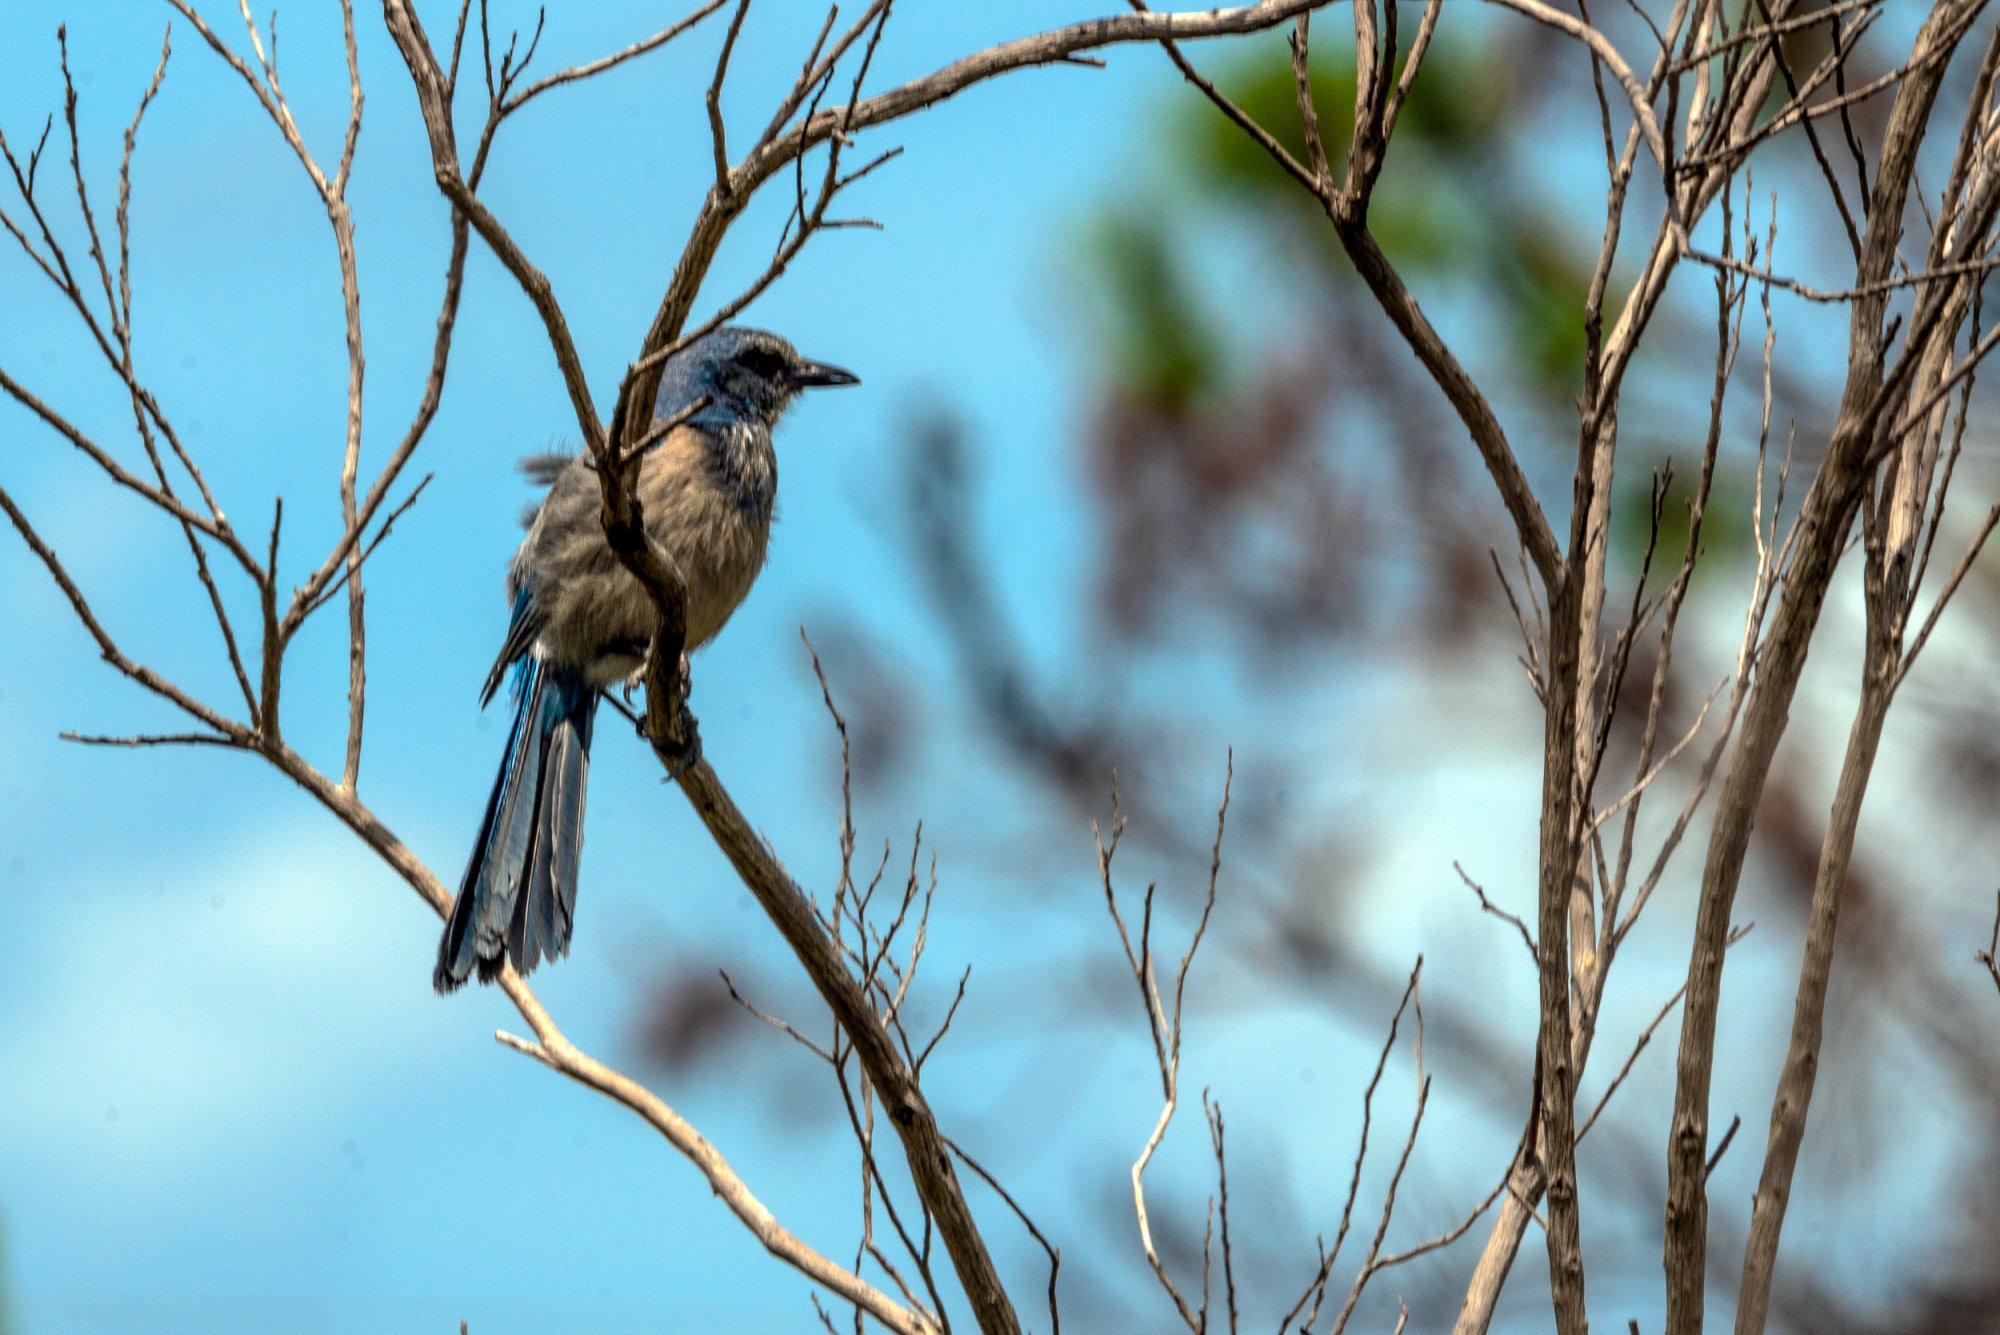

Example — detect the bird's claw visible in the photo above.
[632,645,700,775]
[653,703,702,780]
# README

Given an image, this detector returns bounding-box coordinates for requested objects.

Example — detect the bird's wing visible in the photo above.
[480,586,544,707]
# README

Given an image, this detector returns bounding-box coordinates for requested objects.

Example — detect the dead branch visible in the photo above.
[1099,756,1232,1331]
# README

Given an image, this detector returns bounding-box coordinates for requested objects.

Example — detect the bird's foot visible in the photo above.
[653,704,702,779]
[634,646,700,776]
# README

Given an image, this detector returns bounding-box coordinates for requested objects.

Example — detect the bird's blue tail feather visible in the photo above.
[434,657,597,992]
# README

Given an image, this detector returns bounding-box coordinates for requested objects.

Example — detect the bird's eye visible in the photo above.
[736,347,787,380]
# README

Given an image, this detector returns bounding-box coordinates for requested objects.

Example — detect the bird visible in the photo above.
[434,326,859,993]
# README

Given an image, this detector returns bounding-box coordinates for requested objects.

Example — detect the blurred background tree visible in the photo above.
[630,11,2000,1333]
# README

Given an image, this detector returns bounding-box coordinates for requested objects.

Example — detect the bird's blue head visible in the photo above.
[652,326,859,430]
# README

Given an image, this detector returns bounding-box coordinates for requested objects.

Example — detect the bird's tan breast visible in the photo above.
[635,424,775,649]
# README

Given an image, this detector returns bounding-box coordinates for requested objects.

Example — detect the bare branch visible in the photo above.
[0,483,248,743]
[706,0,755,197]
[1455,862,1538,966]
[720,969,836,1063]
[945,1136,1063,1335]
[1281,958,1422,1333]
[1704,1113,1742,1181]
[503,1,729,113]
[1127,0,1319,197]
[488,1015,931,1333]
[1326,980,1429,1335]
[59,730,238,748]
[1897,500,2000,686]
[298,476,435,622]
[1204,1096,1239,1335]
[1477,0,1667,168]
[0,364,240,556]
[1663,10,1992,1328]
[1976,887,2000,998]
[1107,756,1233,1332]
[1578,923,1754,1143]
[1684,245,2000,302]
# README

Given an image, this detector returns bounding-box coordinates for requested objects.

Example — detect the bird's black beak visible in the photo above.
[791,358,860,389]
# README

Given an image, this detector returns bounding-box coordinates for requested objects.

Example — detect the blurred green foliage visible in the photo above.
[1181,36,1504,197]
[1076,27,1787,589]
[1086,208,1224,411]
[1184,49,1356,193]
[1501,226,1602,390]
[1088,32,1618,408]
[1616,464,1755,591]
